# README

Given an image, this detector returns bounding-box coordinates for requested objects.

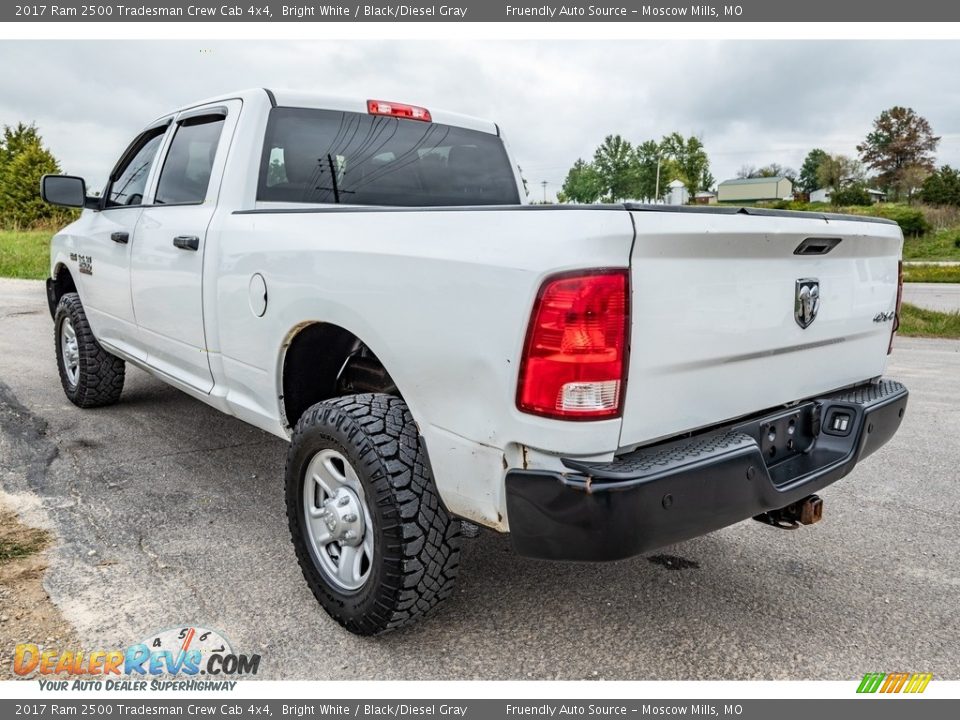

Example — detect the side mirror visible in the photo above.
[41,175,95,209]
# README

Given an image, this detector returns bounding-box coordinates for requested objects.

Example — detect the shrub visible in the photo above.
[872,205,931,236]
[830,185,872,206]
[765,199,791,210]
[823,203,930,236]
[757,200,819,212]
[915,202,960,232]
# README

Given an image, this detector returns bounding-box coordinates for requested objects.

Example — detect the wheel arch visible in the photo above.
[278,321,403,430]
[46,263,78,319]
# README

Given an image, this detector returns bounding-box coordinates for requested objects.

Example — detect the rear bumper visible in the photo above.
[505,379,908,561]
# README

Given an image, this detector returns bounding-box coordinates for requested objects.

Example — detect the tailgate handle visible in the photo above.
[794,237,841,255]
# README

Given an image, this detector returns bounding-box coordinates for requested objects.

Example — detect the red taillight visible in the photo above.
[366,99,432,122]
[888,259,903,355]
[517,269,630,420]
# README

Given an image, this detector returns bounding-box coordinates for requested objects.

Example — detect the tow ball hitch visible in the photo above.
[753,494,824,529]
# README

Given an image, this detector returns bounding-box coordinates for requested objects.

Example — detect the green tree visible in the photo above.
[755,163,796,181]
[699,168,716,192]
[816,153,863,193]
[562,132,712,203]
[0,123,75,228]
[660,132,711,196]
[737,162,796,183]
[634,139,671,201]
[857,106,940,200]
[559,158,603,204]
[920,165,960,207]
[798,149,829,193]
[0,122,43,164]
[592,135,639,202]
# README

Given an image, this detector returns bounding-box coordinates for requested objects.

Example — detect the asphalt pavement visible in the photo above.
[903,282,960,313]
[1,278,958,680]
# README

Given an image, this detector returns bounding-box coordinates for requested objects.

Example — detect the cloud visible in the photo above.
[2,40,958,198]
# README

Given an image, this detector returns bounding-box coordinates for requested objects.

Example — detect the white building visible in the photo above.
[810,187,887,204]
[667,179,689,206]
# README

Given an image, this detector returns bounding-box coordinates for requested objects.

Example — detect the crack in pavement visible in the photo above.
[0,380,60,494]
[75,438,278,471]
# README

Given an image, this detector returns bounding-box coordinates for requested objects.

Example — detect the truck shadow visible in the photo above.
[29,370,945,681]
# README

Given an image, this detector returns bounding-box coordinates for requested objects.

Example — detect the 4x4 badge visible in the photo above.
[795,278,820,329]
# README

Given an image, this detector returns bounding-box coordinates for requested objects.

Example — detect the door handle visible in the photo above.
[173,235,200,251]
[110,231,129,244]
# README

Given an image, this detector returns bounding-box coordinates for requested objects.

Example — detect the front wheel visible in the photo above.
[54,293,125,408]
[285,394,461,635]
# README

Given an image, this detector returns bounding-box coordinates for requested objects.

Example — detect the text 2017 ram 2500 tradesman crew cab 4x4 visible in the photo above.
[40,89,908,635]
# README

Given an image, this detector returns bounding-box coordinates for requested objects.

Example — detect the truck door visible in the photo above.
[130,101,239,393]
[78,122,170,359]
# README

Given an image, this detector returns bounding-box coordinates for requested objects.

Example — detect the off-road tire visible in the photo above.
[54,292,125,408]
[286,393,461,635]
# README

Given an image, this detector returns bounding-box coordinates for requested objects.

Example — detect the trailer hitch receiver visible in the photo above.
[753,494,823,529]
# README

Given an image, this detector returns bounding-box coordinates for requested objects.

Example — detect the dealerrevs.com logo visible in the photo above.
[12,626,261,691]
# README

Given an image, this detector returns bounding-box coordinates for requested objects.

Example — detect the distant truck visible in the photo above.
[41,89,908,635]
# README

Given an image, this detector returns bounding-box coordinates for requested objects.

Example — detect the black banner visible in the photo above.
[4,1,959,23]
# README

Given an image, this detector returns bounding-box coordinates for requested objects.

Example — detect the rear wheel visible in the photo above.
[54,293,125,408]
[285,393,461,635]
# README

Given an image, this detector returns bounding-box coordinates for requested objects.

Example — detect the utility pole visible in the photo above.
[541,180,548,203]
[654,157,662,202]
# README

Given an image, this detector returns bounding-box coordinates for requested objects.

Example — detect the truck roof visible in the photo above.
[161,88,500,136]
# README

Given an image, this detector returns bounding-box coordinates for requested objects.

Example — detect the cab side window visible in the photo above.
[155,115,225,205]
[105,129,166,208]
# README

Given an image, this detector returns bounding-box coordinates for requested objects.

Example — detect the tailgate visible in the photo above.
[619,209,903,449]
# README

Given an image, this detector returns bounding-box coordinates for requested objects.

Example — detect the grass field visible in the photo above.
[902,228,960,262]
[902,264,960,283]
[898,303,960,339]
[0,230,51,280]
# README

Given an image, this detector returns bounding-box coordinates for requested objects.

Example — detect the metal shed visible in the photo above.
[717,176,793,202]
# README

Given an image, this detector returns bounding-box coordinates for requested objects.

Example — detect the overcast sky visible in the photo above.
[2,40,959,201]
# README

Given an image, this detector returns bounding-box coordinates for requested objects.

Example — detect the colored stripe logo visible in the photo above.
[857,672,932,694]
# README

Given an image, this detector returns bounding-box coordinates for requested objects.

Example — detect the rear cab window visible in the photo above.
[155,115,226,205]
[257,107,521,206]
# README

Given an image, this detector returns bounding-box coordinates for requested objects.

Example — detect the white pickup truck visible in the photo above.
[41,89,908,635]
